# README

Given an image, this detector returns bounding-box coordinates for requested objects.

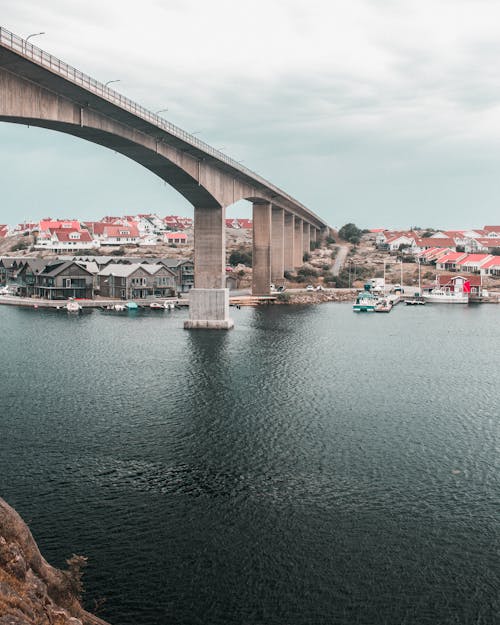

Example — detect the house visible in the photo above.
[0,225,8,238]
[35,229,95,252]
[415,237,457,252]
[159,258,194,292]
[165,232,188,245]
[34,261,94,299]
[437,274,483,296]
[417,247,453,264]
[16,259,51,297]
[0,258,25,284]
[97,263,176,299]
[455,254,492,274]
[435,252,469,271]
[483,225,500,237]
[480,256,500,277]
[98,224,140,246]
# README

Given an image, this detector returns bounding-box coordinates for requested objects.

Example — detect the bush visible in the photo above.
[277,292,291,302]
[325,235,336,245]
[10,240,29,251]
[229,250,252,266]
[303,252,311,262]
[338,223,362,244]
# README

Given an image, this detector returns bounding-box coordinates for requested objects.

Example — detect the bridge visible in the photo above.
[0,27,329,328]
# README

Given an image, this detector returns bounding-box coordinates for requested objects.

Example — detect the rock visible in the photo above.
[0,497,111,625]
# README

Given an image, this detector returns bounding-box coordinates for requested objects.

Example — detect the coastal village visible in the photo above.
[0,214,499,307]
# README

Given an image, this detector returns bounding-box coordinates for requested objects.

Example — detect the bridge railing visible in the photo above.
[0,26,324,223]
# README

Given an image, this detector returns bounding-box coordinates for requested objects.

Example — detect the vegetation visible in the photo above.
[64,554,88,600]
[325,235,336,245]
[10,240,29,252]
[338,223,363,244]
[229,249,252,267]
[277,292,291,302]
[303,252,311,262]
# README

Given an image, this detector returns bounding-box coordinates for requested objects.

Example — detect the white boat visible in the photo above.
[113,303,126,311]
[423,288,468,304]
[353,291,377,312]
[66,300,82,313]
[375,298,393,312]
[150,302,164,309]
[164,301,175,310]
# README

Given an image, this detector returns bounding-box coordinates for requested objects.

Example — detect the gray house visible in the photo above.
[34,261,94,299]
[98,263,176,299]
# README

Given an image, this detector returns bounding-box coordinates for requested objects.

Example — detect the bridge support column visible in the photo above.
[184,206,233,330]
[310,227,317,248]
[284,213,295,272]
[294,218,303,267]
[252,202,272,295]
[303,222,311,254]
[271,207,285,283]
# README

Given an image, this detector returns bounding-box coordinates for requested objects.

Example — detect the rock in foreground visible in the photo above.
[0,497,110,625]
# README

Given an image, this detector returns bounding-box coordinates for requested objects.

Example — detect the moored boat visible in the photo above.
[375,298,393,312]
[423,289,468,304]
[66,300,81,313]
[150,302,164,309]
[353,291,377,312]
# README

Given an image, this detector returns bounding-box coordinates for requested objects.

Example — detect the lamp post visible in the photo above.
[155,108,168,115]
[24,32,45,54]
[104,79,120,88]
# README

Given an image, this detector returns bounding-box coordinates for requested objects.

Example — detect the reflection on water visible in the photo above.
[0,303,499,625]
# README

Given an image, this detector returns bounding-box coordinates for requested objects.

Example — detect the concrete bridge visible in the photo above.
[0,27,329,328]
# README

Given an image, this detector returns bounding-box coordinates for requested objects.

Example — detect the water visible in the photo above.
[0,302,498,625]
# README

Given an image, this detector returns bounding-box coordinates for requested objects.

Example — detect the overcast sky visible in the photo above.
[2,0,500,229]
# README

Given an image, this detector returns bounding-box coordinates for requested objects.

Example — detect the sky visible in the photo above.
[1,0,500,229]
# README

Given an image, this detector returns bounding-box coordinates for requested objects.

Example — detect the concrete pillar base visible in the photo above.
[184,288,234,330]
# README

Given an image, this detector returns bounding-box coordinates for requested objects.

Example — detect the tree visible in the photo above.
[229,250,252,267]
[338,223,362,244]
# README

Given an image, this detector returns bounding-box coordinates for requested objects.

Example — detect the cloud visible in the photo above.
[2,0,500,227]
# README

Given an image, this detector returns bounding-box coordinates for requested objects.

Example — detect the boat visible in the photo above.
[113,303,126,311]
[66,300,81,313]
[164,301,175,310]
[423,289,468,304]
[150,302,164,310]
[353,291,378,312]
[405,298,426,306]
[375,298,393,312]
[125,302,139,310]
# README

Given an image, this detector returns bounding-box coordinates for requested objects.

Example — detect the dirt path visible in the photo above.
[331,244,350,276]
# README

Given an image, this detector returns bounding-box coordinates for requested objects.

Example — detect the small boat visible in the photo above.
[353,291,377,312]
[164,301,175,310]
[375,298,393,312]
[125,302,139,310]
[405,298,426,306]
[113,303,126,311]
[66,300,81,313]
[150,302,164,310]
[423,289,468,304]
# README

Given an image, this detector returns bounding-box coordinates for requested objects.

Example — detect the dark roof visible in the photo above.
[40,261,93,277]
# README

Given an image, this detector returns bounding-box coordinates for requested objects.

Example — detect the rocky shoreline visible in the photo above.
[0,497,110,625]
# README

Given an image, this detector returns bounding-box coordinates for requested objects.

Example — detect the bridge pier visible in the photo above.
[294,218,303,267]
[271,207,285,284]
[184,206,233,329]
[303,222,311,254]
[284,213,295,272]
[252,201,272,295]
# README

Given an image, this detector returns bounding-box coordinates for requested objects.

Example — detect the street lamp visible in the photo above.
[24,32,45,54]
[104,79,120,88]
[26,32,45,44]
[155,108,168,115]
